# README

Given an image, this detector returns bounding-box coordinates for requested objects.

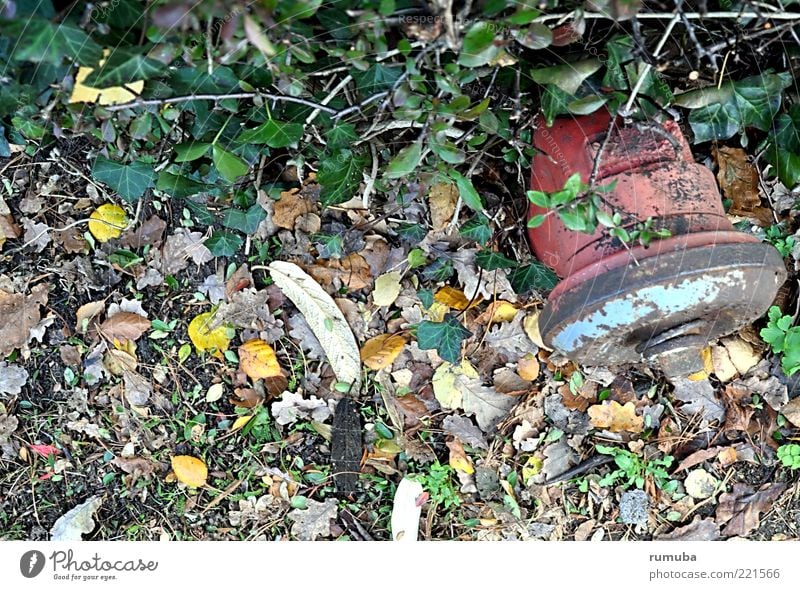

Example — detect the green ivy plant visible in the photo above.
[760,306,800,376]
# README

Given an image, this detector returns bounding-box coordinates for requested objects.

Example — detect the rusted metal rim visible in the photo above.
[539,242,786,368]
[546,230,760,301]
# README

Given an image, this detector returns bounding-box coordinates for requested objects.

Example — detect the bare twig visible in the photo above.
[532,10,800,22]
[103,91,340,113]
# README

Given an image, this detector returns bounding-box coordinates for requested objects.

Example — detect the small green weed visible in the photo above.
[760,306,800,376]
[414,461,461,510]
[764,225,795,258]
[595,445,678,495]
[777,444,800,469]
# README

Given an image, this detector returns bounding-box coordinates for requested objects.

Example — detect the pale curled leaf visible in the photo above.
[288,497,338,541]
[268,261,361,392]
[50,496,103,540]
[391,478,424,541]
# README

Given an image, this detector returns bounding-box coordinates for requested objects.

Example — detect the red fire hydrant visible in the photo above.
[528,110,787,376]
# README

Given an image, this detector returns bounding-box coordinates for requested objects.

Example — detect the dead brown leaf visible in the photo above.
[0,284,48,357]
[0,214,21,250]
[716,482,787,537]
[713,146,772,226]
[428,182,458,231]
[587,400,644,433]
[75,300,105,333]
[98,312,151,342]
[674,446,725,472]
[780,396,800,428]
[274,188,317,229]
[307,253,372,291]
[119,215,166,249]
[655,516,720,541]
[231,387,265,408]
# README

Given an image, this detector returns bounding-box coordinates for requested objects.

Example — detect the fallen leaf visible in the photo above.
[206,383,225,403]
[270,391,332,425]
[372,271,402,307]
[29,444,60,458]
[119,215,167,249]
[159,229,213,274]
[0,214,21,250]
[98,312,150,342]
[69,57,144,105]
[360,334,407,370]
[716,482,787,537]
[655,516,720,541]
[231,387,264,409]
[687,347,714,381]
[442,415,488,450]
[721,337,760,376]
[171,455,208,488]
[476,300,518,324]
[391,477,424,541]
[714,146,771,225]
[0,362,28,395]
[781,396,800,428]
[517,352,541,381]
[435,286,479,310]
[307,253,372,291]
[188,311,232,356]
[288,497,338,540]
[485,312,534,362]
[231,415,253,432]
[588,400,644,433]
[711,344,738,382]
[269,261,362,392]
[50,496,103,540]
[75,300,105,333]
[0,284,48,357]
[88,204,128,242]
[433,361,517,431]
[674,446,725,472]
[238,339,282,380]
[446,439,474,474]
[523,310,551,350]
[122,371,151,407]
[21,218,51,251]
[671,377,726,422]
[428,182,458,231]
[273,188,317,229]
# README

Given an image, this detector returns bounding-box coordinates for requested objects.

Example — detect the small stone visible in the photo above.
[685,468,720,499]
[619,489,649,526]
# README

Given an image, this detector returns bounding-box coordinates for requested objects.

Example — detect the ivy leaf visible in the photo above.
[675,73,790,143]
[10,19,103,66]
[327,123,359,150]
[205,230,243,257]
[155,171,213,198]
[84,48,165,87]
[765,105,800,188]
[397,223,427,243]
[212,145,249,182]
[237,120,304,148]
[449,170,484,212]
[459,22,501,67]
[509,262,558,293]
[422,257,454,281]
[476,250,517,270]
[460,216,493,245]
[92,158,156,203]
[532,59,602,95]
[540,84,574,127]
[317,149,367,207]
[352,64,403,95]
[174,142,212,162]
[385,142,422,179]
[222,204,266,234]
[417,315,473,363]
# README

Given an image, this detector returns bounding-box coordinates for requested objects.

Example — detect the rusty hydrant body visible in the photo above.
[528,111,786,376]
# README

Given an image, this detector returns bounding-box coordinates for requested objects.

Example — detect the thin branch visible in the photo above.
[103,92,341,114]
[532,10,800,22]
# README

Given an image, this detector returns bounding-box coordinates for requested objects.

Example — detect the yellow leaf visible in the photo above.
[231,415,253,432]
[522,456,543,484]
[523,310,551,350]
[447,440,474,474]
[587,401,644,433]
[688,347,714,381]
[435,286,481,310]
[88,204,127,243]
[486,301,518,323]
[238,339,281,380]
[360,334,407,370]
[373,271,402,307]
[188,311,231,356]
[432,360,478,409]
[426,301,449,323]
[69,51,144,105]
[171,455,208,488]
